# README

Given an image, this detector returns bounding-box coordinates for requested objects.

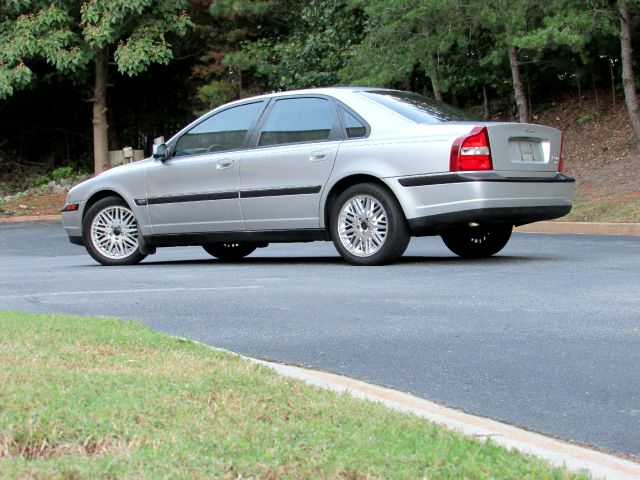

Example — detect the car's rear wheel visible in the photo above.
[331,183,410,266]
[82,196,147,266]
[441,224,513,258]
[202,242,258,260]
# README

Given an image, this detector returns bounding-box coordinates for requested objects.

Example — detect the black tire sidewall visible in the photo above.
[330,183,410,266]
[441,225,512,258]
[82,197,146,266]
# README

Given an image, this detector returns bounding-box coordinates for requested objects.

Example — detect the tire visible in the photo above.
[82,196,147,266]
[202,242,258,261]
[330,183,410,266]
[441,224,513,259]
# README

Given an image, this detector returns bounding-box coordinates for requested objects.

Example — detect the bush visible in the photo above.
[51,166,75,183]
[575,106,601,127]
[33,175,51,188]
[31,166,86,189]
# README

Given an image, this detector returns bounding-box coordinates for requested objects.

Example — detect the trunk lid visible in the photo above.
[485,123,562,177]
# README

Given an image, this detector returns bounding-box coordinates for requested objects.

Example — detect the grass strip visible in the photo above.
[0,311,586,479]
[564,192,640,223]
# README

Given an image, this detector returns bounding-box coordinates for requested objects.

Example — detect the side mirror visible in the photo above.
[152,143,169,161]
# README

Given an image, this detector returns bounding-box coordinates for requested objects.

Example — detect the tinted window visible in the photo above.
[174,101,264,157]
[359,91,477,124]
[339,107,367,138]
[259,98,334,147]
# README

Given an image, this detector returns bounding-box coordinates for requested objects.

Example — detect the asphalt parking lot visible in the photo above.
[1,220,639,457]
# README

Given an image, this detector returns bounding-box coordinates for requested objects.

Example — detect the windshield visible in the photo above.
[359,90,478,124]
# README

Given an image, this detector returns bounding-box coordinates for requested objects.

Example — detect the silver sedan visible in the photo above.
[61,87,575,266]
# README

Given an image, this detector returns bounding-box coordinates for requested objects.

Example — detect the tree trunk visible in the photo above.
[429,54,444,102]
[450,88,459,107]
[482,85,491,120]
[619,0,640,151]
[410,62,419,92]
[422,24,444,102]
[92,46,110,174]
[508,45,529,123]
[609,58,616,107]
[576,67,582,109]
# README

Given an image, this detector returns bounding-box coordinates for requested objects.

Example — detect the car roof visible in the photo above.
[166,87,413,146]
[226,86,397,105]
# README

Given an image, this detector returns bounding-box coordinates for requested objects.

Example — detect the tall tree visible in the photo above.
[193,0,294,110]
[340,0,466,100]
[255,0,364,90]
[515,0,616,106]
[618,0,640,151]
[0,1,192,173]
[473,0,548,123]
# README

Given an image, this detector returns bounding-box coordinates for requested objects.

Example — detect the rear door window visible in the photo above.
[258,97,335,147]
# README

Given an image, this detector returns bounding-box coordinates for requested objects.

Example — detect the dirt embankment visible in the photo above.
[534,94,640,222]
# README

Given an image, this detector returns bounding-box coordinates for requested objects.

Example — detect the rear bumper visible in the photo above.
[390,172,575,234]
[408,206,572,234]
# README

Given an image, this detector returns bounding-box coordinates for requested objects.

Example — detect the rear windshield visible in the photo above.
[359,90,477,124]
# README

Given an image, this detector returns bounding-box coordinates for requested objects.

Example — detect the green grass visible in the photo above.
[563,192,640,223]
[0,311,586,479]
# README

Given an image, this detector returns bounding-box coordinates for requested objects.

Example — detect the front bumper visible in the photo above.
[60,201,86,245]
[391,172,575,234]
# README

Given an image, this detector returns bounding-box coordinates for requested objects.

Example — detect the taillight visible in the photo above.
[558,131,564,173]
[450,126,493,171]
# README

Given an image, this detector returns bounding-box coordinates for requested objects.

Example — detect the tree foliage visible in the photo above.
[0,0,192,97]
[192,0,293,109]
[2,0,640,170]
[0,0,192,172]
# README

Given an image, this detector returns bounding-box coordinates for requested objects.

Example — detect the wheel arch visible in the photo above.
[322,174,402,229]
[82,190,129,221]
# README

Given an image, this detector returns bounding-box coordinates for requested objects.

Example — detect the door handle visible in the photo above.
[309,150,329,162]
[216,159,235,170]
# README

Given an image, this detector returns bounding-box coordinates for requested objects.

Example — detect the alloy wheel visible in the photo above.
[90,205,139,260]
[337,194,388,257]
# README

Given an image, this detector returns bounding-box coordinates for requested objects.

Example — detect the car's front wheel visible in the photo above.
[331,183,410,266]
[82,196,147,266]
[202,242,258,261]
[441,224,512,258]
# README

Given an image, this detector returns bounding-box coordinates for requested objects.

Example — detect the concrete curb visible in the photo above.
[0,214,59,224]
[251,359,640,480]
[515,221,640,236]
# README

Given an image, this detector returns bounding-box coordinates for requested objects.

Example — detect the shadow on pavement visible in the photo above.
[71,254,557,268]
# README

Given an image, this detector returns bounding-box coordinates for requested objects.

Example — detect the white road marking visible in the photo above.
[0,285,261,300]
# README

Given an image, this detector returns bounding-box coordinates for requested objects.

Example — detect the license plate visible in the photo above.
[519,141,537,162]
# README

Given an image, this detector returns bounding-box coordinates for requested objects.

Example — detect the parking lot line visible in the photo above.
[0,285,262,299]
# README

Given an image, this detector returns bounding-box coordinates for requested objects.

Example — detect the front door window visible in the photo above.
[174,101,265,157]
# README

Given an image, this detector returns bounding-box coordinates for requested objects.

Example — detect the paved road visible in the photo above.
[1,220,639,456]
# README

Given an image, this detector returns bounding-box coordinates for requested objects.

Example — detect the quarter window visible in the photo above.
[359,91,477,124]
[174,101,264,157]
[339,107,367,138]
[259,98,334,147]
